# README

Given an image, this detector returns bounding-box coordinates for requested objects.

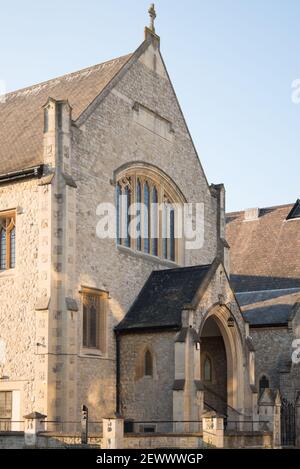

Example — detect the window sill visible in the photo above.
[79,348,107,359]
[117,244,179,268]
[0,268,16,279]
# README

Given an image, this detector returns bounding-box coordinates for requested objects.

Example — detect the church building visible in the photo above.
[0,6,285,444]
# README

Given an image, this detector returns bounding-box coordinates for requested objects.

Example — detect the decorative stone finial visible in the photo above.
[148,4,156,32]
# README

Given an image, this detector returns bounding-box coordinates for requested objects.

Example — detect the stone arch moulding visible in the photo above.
[113,161,187,264]
[199,303,245,414]
[112,161,187,204]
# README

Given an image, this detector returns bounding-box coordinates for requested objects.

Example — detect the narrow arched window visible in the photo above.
[0,228,6,271]
[143,182,150,254]
[124,185,131,247]
[259,375,269,396]
[82,288,108,353]
[136,179,142,251]
[170,207,175,261]
[144,350,153,376]
[116,183,122,245]
[162,201,168,259]
[203,355,212,382]
[151,186,158,256]
[10,227,16,269]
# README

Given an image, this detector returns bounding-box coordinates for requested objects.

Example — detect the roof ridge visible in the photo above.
[236,287,300,295]
[3,53,132,99]
[152,263,212,274]
[226,202,294,217]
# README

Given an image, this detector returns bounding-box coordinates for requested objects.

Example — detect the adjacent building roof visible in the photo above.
[116,264,212,332]
[226,202,300,292]
[0,54,132,175]
[236,288,300,326]
[227,202,300,326]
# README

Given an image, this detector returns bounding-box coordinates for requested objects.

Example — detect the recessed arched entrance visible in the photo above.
[199,305,245,418]
[200,316,227,414]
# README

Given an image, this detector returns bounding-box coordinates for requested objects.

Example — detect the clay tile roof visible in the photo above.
[115,264,212,332]
[0,54,132,175]
[226,203,300,292]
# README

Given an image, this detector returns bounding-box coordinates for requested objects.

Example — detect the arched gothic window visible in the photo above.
[144,350,153,377]
[259,375,269,396]
[143,182,150,254]
[115,164,185,263]
[203,355,212,382]
[136,179,142,251]
[0,214,16,271]
[151,187,158,256]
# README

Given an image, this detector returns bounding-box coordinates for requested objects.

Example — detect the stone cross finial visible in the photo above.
[148,4,156,32]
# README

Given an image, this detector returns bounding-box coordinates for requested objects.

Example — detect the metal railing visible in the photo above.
[40,420,103,434]
[0,419,24,432]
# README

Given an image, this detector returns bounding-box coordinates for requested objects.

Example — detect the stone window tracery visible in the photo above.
[115,164,185,263]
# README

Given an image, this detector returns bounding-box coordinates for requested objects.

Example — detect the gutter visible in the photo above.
[0,165,43,185]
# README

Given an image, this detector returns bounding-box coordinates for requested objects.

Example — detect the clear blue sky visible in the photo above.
[1,0,299,211]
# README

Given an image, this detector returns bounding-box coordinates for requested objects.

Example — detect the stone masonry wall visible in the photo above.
[0,179,41,418]
[250,327,293,394]
[71,40,219,423]
[120,331,175,430]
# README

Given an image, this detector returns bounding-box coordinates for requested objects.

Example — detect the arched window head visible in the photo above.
[114,163,186,264]
[203,355,212,382]
[144,350,153,377]
[259,375,269,396]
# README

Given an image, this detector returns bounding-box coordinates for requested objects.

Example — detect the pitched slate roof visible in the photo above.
[236,288,300,326]
[226,203,300,292]
[115,264,212,332]
[0,54,132,175]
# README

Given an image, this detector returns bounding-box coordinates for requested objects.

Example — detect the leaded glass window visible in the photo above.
[0,214,16,271]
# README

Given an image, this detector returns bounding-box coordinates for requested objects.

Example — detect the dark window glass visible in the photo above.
[151,187,158,256]
[116,184,122,245]
[136,179,142,251]
[83,299,99,349]
[0,229,6,270]
[170,208,175,261]
[124,185,131,248]
[89,305,98,348]
[0,391,12,431]
[143,182,150,253]
[10,227,16,269]
[204,356,212,381]
[144,350,153,376]
[259,375,269,396]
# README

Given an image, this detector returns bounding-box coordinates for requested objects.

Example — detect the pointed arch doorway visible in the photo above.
[199,306,244,418]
